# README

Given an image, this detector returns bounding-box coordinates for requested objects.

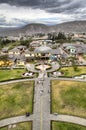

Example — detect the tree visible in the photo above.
[68,56,78,71]
[57,32,66,40]
[20,38,32,48]
[48,33,53,40]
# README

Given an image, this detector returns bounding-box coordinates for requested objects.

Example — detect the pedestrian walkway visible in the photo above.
[0,115,33,128]
[33,78,51,130]
[50,114,86,127]
[25,62,60,74]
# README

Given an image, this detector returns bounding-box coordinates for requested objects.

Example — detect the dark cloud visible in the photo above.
[0,0,40,6]
[0,0,85,13]
[0,0,85,15]
[44,0,85,14]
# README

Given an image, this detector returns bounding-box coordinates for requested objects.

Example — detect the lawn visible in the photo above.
[52,121,86,130]
[83,55,86,60]
[0,69,26,81]
[51,80,86,118]
[0,122,32,130]
[59,66,86,77]
[0,81,34,119]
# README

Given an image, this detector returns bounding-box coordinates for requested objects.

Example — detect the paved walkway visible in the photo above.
[50,77,86,82]
[25,62,60,73]
[50,114,86,127]
[33,78,50,130]
[0,115,33,128]
[0,78,36,86]
[47,62,60,72]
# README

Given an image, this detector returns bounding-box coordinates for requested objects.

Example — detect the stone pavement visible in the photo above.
[25,62,60,73]
[50,77,86,82]
[0,115,33,128]
[33,78,51,130]
[50,114,86,126]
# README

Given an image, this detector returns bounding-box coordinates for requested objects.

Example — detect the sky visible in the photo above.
[0,0,86,27]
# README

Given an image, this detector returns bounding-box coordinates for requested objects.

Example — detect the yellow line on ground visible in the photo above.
[40,96,43,130]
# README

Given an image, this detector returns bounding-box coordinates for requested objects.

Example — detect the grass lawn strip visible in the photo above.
[52,121,86,130]
[0,121,32,130]
[0,81,34,119]
[60,66,86,77]
[52,80,86,118]
[0,69,26,81]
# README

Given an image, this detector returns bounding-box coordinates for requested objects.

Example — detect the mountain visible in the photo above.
[0,27,20,36]
[51,21,86,33]
[21,23,49,35]
[0,21,86,36]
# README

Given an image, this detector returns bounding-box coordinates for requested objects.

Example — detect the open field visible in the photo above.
[59,66,86,77]
[51,80,86,118]
[0,81,34,119]
[0,69,26,81]
[0,122,32,130]
[52,121,86,130]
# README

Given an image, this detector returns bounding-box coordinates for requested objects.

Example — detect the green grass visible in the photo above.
[83,55,86,60]
[8,41,21,50]
[0,81,34,119]
[0,122,32,130]
[59,66,86,77]
[51,80,86,118]
[0,69,26,81]
[52,121,86,130]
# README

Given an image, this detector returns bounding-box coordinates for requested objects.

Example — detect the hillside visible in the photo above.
[21,23,49,35]
[0,21,86,36]
[51,21,86,33]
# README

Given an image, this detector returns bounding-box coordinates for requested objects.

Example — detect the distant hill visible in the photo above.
[51,21,86,33]
[0,21,86,36]
[21,23,49,35]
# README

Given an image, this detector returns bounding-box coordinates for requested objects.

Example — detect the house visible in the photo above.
[62,44,76,54]
[30,41,41,48]
[24,50,31,58]
[65,45,76,54]
[50,48,62,60]
[34,45,52,59]
[24,50,35,60]
[17,60,25,66]
[17,45,26,51]
[9,48,20,55]
[1,47,9,55]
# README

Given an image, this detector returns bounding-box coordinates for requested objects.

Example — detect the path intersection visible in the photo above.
[0,62,86,130]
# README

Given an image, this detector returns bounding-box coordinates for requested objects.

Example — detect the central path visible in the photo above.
[33,77,51,130]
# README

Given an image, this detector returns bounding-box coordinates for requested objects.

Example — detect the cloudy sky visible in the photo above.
[0,0,86,27]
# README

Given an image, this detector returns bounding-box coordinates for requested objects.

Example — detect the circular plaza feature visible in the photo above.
[35,64,51,71]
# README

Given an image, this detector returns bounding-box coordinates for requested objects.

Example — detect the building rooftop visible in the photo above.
[34,45,52,54]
